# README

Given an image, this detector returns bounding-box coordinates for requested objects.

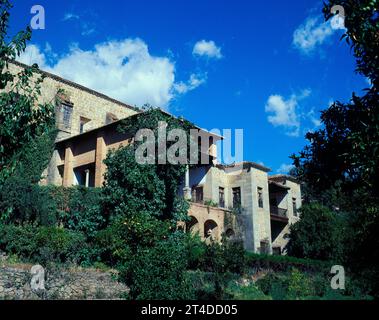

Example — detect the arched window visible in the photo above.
[225,228,235,239]
[204,220,219,241]
[186,216,199,234]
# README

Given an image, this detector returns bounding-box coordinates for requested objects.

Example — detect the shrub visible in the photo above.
[0,223,87,265]
[256,273,289,297]
[184,233,207,270]
[50,186,105,238]
[286,203,347,262]
[0,223,38,259]
[0,130,57,225]
[185,239,247,299]
[187,271,219,300]
[193,239,247,275]
[34,226,87,265]
[245,251,330,273]
[287,268,315,298]
[226,282,269,300]
[0,183,57,225]
[120,233,195,300]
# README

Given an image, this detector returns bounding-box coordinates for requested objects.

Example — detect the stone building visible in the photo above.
[6,61,301,255]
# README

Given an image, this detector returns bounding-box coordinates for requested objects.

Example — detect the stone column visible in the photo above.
[62,143,74,187]
[85,169,90,188]
[95,131,107,187]
[183,165,192,200]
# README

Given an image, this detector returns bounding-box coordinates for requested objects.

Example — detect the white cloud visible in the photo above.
[81,23,95,36]
[63,13,79,21]
[277,163,295,174]
[265,90,311,137]
[173,73,207,94]
[307,109,322,127]
[62,13,96,36]
[17,44,47,67]
[293,15,345,54]
[17,39,206,109]
[193,40,222,59]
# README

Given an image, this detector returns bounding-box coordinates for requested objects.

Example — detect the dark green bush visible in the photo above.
[225,281,269,300]
[245,251,331,273]
[0,183,57,225]
[256,273,289,297]
[34,225,87,265]
[0,223,37,259]
[119,233,195,300]
[256,269,317,300]
[184,233,207,270]
[0,223,87,265]
[50,186,105,238]
[286,203,347,262]
[0,130,57,225]
[188,238,246,275]
[187,270,232,300]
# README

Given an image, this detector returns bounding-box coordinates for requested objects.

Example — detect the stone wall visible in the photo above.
[0,262,129,300]
[6,61,139,141]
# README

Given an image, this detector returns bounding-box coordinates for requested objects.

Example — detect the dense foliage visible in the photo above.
[286,203,347,262]
[97,108,197,299]
[0,0,54,183]
[0,223,88,265]
[0,130,57,224]
[288,0,379,297]
[0,0,376,300]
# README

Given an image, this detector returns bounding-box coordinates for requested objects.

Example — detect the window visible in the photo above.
[61,103,73,129]
[79,117,91,134]
[292,198,297,216]
[219,187,225,208]
[192,186,203,203]
[258,187,264,208]
[232,187,241,208]
[73,165,95,187]
[79,121,85,134]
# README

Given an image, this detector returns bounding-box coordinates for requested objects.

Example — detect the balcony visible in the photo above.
[270,206,288,223]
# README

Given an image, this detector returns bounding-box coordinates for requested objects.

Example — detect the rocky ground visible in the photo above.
[0,252,129,300]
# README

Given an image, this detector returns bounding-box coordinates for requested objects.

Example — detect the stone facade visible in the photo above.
[6,61,302,255]
[6,61,139,141]
[183,163,301,254]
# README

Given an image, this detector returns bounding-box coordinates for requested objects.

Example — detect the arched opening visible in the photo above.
[225,228,235,239]
[204,219,219,241]
[186,216,200,235]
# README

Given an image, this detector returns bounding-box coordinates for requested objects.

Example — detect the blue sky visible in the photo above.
[11,0,368,173]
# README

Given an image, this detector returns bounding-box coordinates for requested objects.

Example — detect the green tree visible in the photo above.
[290,0,379,296]
[286,203,347,262]
[100,108,195,299]
[0,0,54,183]
[0,129,57,224]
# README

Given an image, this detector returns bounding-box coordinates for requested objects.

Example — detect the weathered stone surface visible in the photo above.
[0,264,129,300]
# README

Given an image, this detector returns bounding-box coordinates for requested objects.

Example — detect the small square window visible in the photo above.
[232,187,241,208]
[79,117,91,134]
[292,198,298,216]
[258,187,264,208]
[219,187,225,208]
[192,186,203,203]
